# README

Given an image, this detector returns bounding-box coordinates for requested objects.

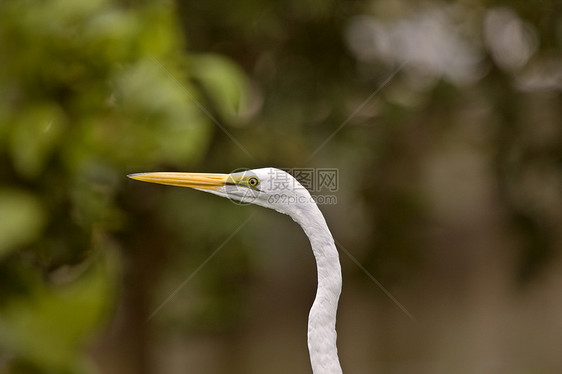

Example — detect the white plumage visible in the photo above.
[129,167,343,373]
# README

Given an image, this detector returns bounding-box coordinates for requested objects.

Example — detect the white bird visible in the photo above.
[129,167,343,373]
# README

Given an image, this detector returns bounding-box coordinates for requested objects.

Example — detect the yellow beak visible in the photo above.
[128,172,229,190]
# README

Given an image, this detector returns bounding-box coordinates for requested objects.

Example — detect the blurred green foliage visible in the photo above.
[0,0,249,372]
[1,257,114,374]
[0,189,45,260]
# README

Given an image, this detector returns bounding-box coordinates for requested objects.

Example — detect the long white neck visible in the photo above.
[290,203,343,374]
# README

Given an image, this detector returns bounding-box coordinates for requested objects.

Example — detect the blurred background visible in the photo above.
[0,0,561,373]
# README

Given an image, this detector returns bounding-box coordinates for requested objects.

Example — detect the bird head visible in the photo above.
[128,167,314,216]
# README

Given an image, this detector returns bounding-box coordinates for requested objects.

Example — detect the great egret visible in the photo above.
[129,167,343,373]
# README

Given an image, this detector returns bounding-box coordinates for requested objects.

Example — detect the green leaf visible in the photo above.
[9,103,65,179]
[0,189,46,260]
[0,256,116,372]
[190,54,252,122]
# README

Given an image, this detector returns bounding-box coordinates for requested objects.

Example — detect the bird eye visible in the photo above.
[248,176,260,188]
